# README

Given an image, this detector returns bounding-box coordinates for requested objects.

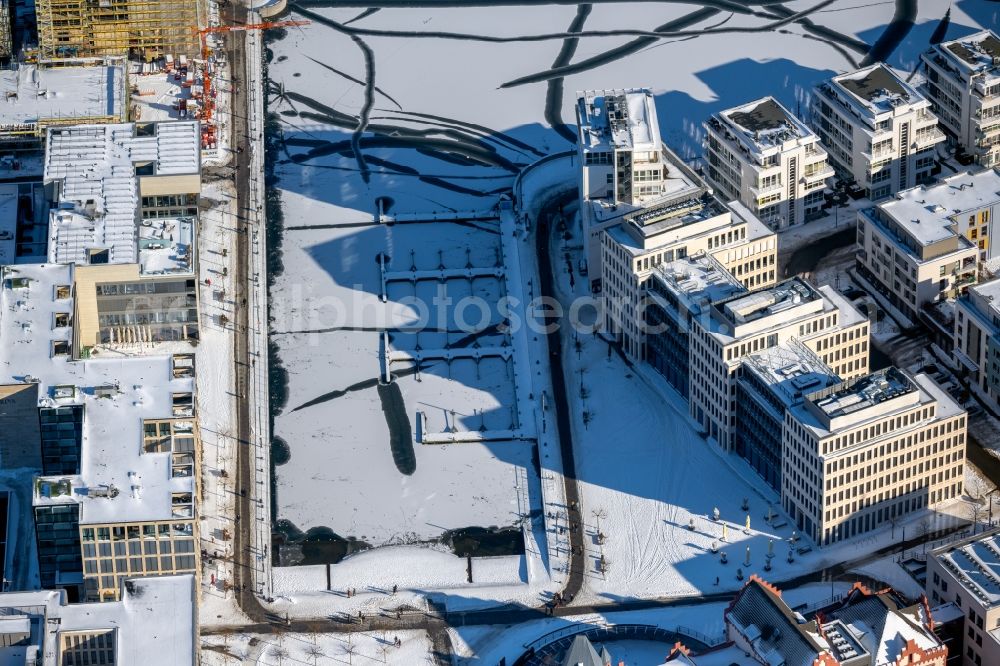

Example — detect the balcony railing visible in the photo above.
[803,164,835,181]
[749,180,783,197]
[912,127,946,148]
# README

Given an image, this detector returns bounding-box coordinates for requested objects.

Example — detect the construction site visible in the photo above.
[34,0,204,60]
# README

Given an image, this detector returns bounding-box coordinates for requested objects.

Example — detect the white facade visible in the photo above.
[704,96,832,229]
[811,63,944,200]
[922,30,1000,168]
[856,175,984,322]
[787,369,966,545]
[689,278,869,449]
[954,278,1000,411]
[576,88,708,285]
[600,194,777,360]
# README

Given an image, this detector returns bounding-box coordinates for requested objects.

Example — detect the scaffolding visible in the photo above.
[0,1,11,60]
[36,0,204,60]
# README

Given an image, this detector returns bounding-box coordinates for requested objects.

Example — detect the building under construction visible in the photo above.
[0,57,127,151]
[35,0,204,59]
[0,1,12,60]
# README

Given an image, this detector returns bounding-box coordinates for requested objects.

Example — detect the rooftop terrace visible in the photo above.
[577,88,661,152]
[827,64,926,117]
[808,367,916,420]
[717,96,816,152]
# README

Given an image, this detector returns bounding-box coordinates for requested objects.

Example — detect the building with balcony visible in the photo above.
[856,174,986,323]
[0,263,200,602]
[0,576,195,665]
[954,278,1000,412]
[926,528,1000,666]
[785,367,965,545]
[576,88,709,286]
[688,277,869,449]
[600,193,777,360]
[704,96,832,229]
[811,63,944,200]
[921,30,1000,168]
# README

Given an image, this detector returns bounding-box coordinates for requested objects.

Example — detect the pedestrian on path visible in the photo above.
[392,584,397,594]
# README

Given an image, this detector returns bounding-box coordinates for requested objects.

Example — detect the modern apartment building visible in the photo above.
[688,277,869,449]
[785,367,966,545]
[704,96,832,229]
[0,263,200,602]
[926,528,1000,666]
[601,192,777,359]
[812,63,944,200]
[35,0,203,59]
[856,174,983,323]
[954,278,1000,411]
[576,88,708,285]
[922,30,1000,168]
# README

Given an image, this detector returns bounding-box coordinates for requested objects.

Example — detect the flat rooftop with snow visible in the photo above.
[45,121,201,269]
[940,30,1000,75]
[648,253,746,311]
[932,529,1000,608]
[823,63,927,119]
[0,264,196,526]
[872,169,1000,247]
[0,575,195,666]
[0,58,127,141]
[743,341,840,409]
[576,88,662,152]
[714,96,817,153]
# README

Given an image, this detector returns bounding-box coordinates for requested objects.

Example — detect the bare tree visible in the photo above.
[304,643,325,666]
[341,634,357,666]
[270,645,290,666]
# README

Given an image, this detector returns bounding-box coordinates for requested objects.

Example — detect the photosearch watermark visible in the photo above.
[262,282,687,345]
